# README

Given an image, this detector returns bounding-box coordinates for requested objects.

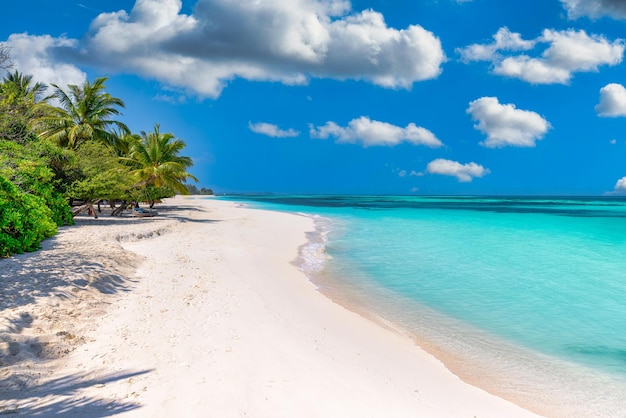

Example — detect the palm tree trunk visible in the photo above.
[71,201,98,219]
[111,201,128,217]
[87,203,98,219]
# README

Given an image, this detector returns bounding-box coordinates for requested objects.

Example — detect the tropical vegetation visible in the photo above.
[185,184,213,195]
[0,68,199,257]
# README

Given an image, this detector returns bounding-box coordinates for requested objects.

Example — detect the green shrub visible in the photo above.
[0,140,73,227]
[0,175,57,257]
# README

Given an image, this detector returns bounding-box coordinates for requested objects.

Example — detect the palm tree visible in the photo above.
[122,123,198,197]
[110,129,140,157]
[0,71,47,106]
[33,77,129,150]
[0,71,48,143]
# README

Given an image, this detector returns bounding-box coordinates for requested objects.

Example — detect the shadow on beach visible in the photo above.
[0,198,221,415]
[75,203,219,226]
[149,202,220,222]
[0,219,147,414]
[0,199,219,323]
[0,234,136,312]
[0,369,151,416]
[0,205,172,409]
[0,202,202,310]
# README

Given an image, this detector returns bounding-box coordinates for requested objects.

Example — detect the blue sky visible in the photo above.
[2,0,626,195]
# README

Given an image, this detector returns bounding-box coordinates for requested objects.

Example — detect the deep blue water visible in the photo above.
[221,195,626,415]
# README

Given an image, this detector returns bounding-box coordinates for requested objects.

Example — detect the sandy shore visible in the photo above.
[0,196,540,417]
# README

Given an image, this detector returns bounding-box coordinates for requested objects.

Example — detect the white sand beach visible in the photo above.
[0,196,540,417]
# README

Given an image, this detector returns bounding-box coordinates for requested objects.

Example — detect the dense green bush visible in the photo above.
[0,140,73,226]
[68,141,135,203]
[0,175,57,257]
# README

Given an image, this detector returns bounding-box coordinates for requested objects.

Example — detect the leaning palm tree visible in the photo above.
[32,77,129,150]
[122,124,198,197]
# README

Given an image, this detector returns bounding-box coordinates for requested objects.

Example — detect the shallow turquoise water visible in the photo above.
[222,196,626,415]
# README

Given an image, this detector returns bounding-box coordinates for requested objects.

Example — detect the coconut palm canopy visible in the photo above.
[122,124,198,194]
[0,71,47,106]
[34,77,130,150]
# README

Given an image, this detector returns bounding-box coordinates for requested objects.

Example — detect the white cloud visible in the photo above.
[426,159,490,182]
[459,28,624,84]
[610,138,617,144]
[457,27,535,62]
[410,170,423,176]
[249,122,300,138]
[615,176,626,192]
[467,97,551,148]
[494,56,572,84]
[596,83,626,117]
[5,33,86,90]
[9,0,445,98]
[309,116,443,147]
[541,29,623,70]
[561,0,626,20]
[398,170,407,177]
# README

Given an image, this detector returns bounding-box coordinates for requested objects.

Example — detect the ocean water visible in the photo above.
[222,195,626,416]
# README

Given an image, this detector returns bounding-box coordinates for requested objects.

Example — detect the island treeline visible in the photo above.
[0,70,198,257]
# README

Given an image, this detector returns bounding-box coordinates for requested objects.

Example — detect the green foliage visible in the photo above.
[32,77,129,150]
[0,98,30,144]
[68,141,134,202]
[185,183,213,195]
[0,71,48,144]
[0,73,199,257]
[0,140,73,226]
[0,71,47,108]
[121,124,198,194]
[0,175,57,257]
[142,184,176,202]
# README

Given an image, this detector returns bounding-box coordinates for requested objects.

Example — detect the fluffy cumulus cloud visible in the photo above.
[561,0,626,19]
[457,27,535,62]
[467,97,551,148]
[458,27,624,84]
[7,0,445,98]
[309,116,443,147]
[615,176,626,192]
[426,159,490,182]
[249,122,300,138]
[596,83,626,117]
[4,33,86,90]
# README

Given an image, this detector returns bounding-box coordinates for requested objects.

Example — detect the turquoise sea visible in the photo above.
[224,195,626,416]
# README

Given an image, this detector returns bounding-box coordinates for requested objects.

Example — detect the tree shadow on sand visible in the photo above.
[0,202,192,311]
[0,369,151,416]
[0,235,137,312]
[77,203,221,226]
[0,201,220,416]
[0,210,156,387]
[134,202,221,224]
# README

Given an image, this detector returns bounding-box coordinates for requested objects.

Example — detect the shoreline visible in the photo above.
[0,196,538,416]
[294,204,626,418]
